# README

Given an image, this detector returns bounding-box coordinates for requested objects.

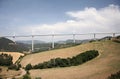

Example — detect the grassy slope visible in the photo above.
[21,41,120,79]
[0,52,24,64]
[0,66,21,78]
[0,52,24,78]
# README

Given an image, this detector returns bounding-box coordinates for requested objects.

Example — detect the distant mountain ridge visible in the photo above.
[57,39,91,44]
[17,39,91,44]
[16,40,45,44]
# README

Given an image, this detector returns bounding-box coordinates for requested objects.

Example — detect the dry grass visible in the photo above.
[20,43,94,67]
[0,66,21,79]
[20,40,120,79]
[0,52,24,78]
[0,52,24,64]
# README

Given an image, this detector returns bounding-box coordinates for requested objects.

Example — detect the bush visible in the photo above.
[23,74,31,79]
[25,64,32,70]
[31,50,99,69]
[26,70,30,74]
[0,53,13,66]
[8,63,21,70]
[8,64,18,70]
[35,77,42,79]
[107,71,120,79]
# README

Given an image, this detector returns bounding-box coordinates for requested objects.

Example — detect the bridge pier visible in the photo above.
[73,34,75,43]
[52,35,54,49]
[94,33,96,40]
[32,35,34,52]
[113,33,115,37]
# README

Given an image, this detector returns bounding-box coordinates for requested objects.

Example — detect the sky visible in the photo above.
[0,0,120,41]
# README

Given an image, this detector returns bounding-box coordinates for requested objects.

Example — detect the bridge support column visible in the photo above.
[73,34,75,43]
[52,35,54,49]
[94,33,96,40]
[32,36,34,52]
[113,33,115,37]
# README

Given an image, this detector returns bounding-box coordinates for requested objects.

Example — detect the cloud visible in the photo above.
[66,4,120,32]
[16,4,120,41]
[23,4,120,34]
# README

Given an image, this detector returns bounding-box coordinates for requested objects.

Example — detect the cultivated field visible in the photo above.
[20,40,120,79]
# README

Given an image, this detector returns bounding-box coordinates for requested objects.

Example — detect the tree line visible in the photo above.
[25,50,99,70]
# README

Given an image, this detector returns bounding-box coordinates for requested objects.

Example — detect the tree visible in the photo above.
[25,64,32,70]
[0,53,13,66]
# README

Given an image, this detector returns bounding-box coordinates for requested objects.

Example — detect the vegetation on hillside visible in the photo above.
[107,71,120,79]
[8,55,24,70]
[25,50,99,70]
[0,53,22,70]
[32,43,81,53]
[22,74,42,79]
[0,53,13,66]
[23,74,31,79]
[0,37,29,52]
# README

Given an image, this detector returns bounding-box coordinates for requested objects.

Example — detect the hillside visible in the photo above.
[16,40,45,44]
[0,52,24,64]
[0,52,24,78]
[0,37,29,52]
[20,40,120,79]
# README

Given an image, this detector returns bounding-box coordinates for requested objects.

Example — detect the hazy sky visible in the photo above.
[0,0,120,37]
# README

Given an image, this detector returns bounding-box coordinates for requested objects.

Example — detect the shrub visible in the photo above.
[8,63,21,70]
[107,71,120,79]
[35,77,42,79]
[8,64,17,70]
[0,53,13,66]
[23,74,31,79]
[25,64,32,70]
[26,70,30,74]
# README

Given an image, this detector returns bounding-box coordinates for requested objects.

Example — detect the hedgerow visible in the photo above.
[25,50,99,70]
